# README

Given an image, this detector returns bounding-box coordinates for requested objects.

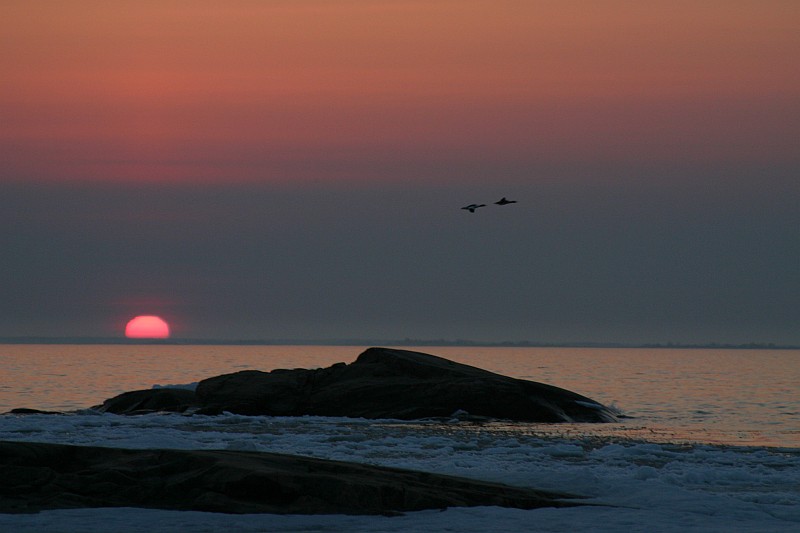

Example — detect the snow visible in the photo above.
[1,412,798,532]
[151,382,198,391]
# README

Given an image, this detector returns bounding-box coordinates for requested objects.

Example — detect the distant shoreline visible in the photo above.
[0,337,797,350]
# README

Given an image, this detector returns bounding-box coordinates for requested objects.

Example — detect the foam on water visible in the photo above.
[2,345,798,530]
[0,412,798,532]
[2,345,798,447]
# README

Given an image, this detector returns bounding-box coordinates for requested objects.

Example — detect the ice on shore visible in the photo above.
[151,382,198,391]
[0,412,798,532]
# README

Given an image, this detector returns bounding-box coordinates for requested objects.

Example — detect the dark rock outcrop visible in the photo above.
[0,440,582,515]
[95,347,617,423]
[92,388,197,415]
[6,408,65,415]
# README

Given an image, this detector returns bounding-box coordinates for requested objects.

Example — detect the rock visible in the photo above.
[93,388,198,415]
[0,440,582,515]
[4,408,65,415]
[93,347,617,422]
[194,347,617,422]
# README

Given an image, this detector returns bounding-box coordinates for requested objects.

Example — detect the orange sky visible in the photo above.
[1,0,798,184]
[2,2,799,344]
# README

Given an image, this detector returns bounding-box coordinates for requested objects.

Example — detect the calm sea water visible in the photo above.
[1,344,798,448]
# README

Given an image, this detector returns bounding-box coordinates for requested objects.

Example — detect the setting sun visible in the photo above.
[125,315,170,339]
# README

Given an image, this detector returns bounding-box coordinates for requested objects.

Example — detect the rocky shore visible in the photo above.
[0,440,582,515]
[94,347,618,422]
[2,347,616,515]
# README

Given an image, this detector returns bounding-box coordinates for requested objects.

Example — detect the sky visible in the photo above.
[1,0,798,344]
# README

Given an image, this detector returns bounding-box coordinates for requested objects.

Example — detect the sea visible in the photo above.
[1,344,798,532]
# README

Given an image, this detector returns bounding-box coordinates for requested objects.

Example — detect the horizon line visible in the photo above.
[0,336,797,350]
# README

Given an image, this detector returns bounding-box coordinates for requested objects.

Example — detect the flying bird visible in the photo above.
[494,197,517,205]
[461,203,486,213]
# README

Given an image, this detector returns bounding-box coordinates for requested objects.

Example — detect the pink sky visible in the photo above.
[2,1,798,185]
[1,2,798,343]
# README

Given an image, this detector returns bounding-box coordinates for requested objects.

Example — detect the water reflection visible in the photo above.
[1,344,798,448]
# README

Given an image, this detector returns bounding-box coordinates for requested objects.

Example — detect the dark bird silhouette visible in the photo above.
[461,203,486,213]
[494,197,517,205]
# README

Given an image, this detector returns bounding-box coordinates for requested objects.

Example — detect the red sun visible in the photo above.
[125,315,170,339]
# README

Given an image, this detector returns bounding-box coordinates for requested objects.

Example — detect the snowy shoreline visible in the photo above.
[1,439,581,515]
[1,412,798,532]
